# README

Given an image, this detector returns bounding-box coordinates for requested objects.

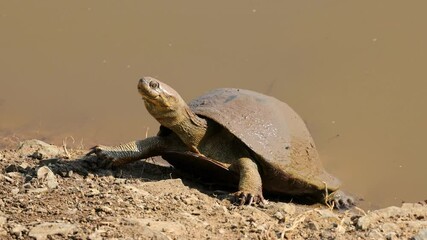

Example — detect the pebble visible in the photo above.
[406,221,427,229]
[3,175,14,183]
[182,194,199,205]
[358,203,427,230]
[0,228,7,237]
[368,229,384,239]
[273,211,284,220]
[96,206,114,214]
[28,187,49,194]
[11,224,28,238]
[5,164,26,173]
[413,228,427,240]
[222,205,230,215]
[0,215,6,226]
[37,166,58,189]
[86,188,101,197]
[281,203,296,215]
[335,224,346,235]
[123,217,186,236]
[28,222,76,240]
[381,222,400,235]
[307,221,319,231]
[11,188,19,194]
[316,209,339,219]
[18,139,65,159]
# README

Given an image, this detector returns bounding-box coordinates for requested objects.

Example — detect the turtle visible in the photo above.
[87,76,354,209]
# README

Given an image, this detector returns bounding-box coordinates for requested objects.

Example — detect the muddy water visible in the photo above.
[1,1,426,209]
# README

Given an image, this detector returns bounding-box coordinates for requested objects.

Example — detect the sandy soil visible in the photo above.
[0,139,426,239]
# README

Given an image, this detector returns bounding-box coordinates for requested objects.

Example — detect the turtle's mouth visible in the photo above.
[141,94,160,104]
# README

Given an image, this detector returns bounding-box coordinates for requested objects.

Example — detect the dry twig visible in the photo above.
[323,181,335,210]
[280,213,306,239]
[62,136,75,159]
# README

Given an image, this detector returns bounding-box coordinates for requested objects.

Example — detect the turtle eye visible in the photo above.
[149,80,159,89]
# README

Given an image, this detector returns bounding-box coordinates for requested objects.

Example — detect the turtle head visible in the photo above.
[138,77,188,125]
[138,76,208,151]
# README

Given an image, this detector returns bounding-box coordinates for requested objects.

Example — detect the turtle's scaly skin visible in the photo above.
[88,77,354,209]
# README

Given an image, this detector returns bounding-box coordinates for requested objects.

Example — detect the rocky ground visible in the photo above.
[0,139,426,239]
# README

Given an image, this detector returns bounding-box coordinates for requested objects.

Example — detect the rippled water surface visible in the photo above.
[1,1,426,209]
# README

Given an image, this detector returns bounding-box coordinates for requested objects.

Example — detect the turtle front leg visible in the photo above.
[230,157,266,205]
[86,136,166,168]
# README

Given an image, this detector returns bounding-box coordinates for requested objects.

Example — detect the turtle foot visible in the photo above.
[233,191,268,206]
[330,190,355,210]
[86,145,122,168]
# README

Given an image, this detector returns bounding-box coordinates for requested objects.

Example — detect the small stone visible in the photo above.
[385,232,397,240]
[381,222,400,235]
[114,178,126,184]
[273,211,284,220]
[256,224,266,232]
[29,151,43,160]
[368,229,384,239]
[0,228,6,236]
[18,139,65,159]
[307,221,319,231]
[336,224,346,235]
[25,174,33,182]
[281,203,296,215]
[341,217,352,226]
[20,162,29,169]
[5,164,25,173]
[413,228,427,240]
[182,194,199,205]
[86,188,100,197]
[357,215,374,230]
[96,206,113,214]
[11,224,28,238]
[405,220,427,230]
[222,206,230,215]
[11,188,19,194]
[3,175,14,183]
[7,172,22,179]
[123,218,186,236]
[37,166,58,189]
[28,187,49,194]
[0,215,6,227]
[28,222,76,240]
[316,209,339,219]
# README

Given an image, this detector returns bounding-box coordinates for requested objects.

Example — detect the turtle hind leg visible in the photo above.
[326,190,356,210]
[86,136,167,168]
[230,157,267,206]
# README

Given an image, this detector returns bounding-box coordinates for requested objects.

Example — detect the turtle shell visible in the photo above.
[188,88,341,193]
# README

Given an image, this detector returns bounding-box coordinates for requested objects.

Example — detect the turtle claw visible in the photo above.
[85,145,116,168]
[331,190,355,210]
[234,191,267,206]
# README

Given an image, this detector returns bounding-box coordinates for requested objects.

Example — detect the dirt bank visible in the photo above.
[0,139,426,239]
